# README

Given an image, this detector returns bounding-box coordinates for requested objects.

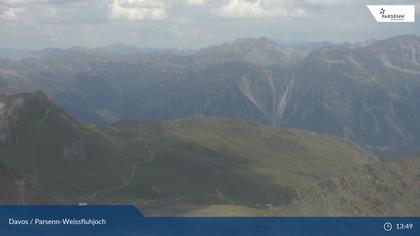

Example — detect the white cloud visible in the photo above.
[0,0,91,23]
[212,0,305,19]
[304,0,348,7]
[0,0,47,6]
[0,7,24,21]
[186,0,207,6]
[0,0,85,6]
[110,0,167,21]
[0,0,28,5]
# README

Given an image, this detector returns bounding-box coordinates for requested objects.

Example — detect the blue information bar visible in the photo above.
[0,206,418,236]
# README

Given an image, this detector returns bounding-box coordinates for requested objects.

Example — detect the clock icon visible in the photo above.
[384,222,393,232]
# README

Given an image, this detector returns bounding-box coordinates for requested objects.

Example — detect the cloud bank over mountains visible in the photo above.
[0,0,323,22]
[0,0,419,48]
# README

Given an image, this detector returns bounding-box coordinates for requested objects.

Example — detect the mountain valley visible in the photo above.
[1,35,419,159]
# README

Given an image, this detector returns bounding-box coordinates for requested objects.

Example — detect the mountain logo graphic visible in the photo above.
[380,8,386,15]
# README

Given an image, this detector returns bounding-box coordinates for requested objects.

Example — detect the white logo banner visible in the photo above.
[367,5,415,23]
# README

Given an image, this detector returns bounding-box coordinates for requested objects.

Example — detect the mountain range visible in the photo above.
[0,35,419,159]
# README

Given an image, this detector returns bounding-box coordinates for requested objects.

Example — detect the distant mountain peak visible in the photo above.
[229,37,278,47]
[197,36,303,65]
[371,34,420,48]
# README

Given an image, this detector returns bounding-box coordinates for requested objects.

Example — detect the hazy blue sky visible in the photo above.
[0,0,419,49]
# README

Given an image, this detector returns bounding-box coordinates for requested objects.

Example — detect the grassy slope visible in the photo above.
[165,117,371,189]
[101,117,372,210]
[0,93,375,212]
